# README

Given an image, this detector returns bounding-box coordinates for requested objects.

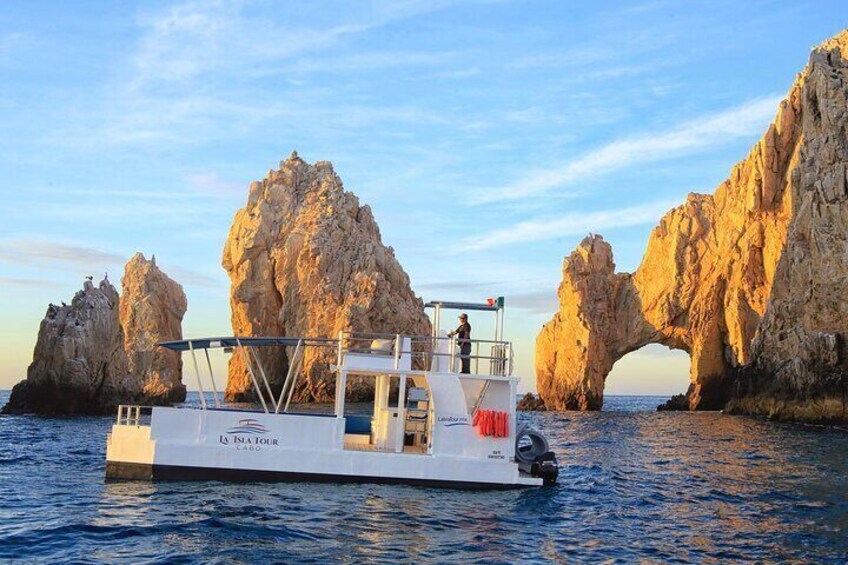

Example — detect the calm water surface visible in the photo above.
[1,390,847,563]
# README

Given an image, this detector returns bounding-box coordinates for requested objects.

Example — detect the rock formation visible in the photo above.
[537,30,848,422]
[516,392,547,411]
[725,32,848,423]
[2,254,187,415]
[222,151,430,403]
[120,253,188,404]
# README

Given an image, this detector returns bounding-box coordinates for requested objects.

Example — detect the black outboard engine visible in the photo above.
[514,424,558,486]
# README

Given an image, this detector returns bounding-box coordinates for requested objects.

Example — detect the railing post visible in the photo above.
[236,337,269,413]
[394,334,401,370]
[204,348,221,408]
[283,341,304,413]
[276,339,303,414]
[248,346,277,407]
[188,341,208,410]
[395,373,407,453]
[337,331,344,367]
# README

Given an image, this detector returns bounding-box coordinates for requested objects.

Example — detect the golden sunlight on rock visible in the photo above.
[537,29,848,422]
[222,151,431,403]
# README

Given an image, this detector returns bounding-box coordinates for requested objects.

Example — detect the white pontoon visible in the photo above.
[105,299,558,489]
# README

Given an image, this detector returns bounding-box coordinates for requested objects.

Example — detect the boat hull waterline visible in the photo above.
[106,407,546,489]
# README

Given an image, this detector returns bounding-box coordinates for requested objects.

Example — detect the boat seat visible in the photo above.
[344,415,372,435]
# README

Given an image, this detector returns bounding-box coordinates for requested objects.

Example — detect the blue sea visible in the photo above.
[1,390,847,563]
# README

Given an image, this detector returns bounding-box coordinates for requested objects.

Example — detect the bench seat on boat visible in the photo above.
[344,415,372,434]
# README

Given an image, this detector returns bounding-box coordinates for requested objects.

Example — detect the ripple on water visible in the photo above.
[1,392,848,563]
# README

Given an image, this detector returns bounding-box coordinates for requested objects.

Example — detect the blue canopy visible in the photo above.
[157,336,336,351]
[424,298,503,312]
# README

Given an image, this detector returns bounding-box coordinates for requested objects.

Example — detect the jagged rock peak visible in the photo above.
[222,153,430,404]
[2,276,128,415]
[537,28,848,422]
[120,252,187,404]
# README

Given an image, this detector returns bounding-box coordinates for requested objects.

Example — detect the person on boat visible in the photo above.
[448,313,472,373]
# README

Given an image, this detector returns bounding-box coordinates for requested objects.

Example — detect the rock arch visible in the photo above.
[537,31,848,414]
[535,75,800,410]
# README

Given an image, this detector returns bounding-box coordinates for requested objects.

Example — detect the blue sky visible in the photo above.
[0,0,844,395]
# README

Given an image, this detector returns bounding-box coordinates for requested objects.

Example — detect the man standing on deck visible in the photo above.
[448,313,472,373]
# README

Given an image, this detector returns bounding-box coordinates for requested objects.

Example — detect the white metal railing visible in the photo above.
[171,331,513,416]
[338,331,514,377]
[115,405,152,427]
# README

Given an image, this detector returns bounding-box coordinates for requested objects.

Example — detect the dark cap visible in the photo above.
[459,313,468,320]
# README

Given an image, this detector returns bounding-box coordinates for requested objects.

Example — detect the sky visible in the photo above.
[0,0,844,396]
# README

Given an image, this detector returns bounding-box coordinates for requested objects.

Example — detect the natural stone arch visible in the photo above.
[536,208,788,412]
[536,235,698,410]
[535,50,812,412]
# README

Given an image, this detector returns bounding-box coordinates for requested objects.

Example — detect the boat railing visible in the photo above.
[337,331,513,376]
[115,405,153,427]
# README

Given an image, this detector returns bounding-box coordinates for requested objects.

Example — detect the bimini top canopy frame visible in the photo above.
[158,336,337,351]
[425,297,505,343]
[157,336,338,415]
[159,328,512,416]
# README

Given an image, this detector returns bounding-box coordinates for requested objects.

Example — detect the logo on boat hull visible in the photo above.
[226,419,269,435]
[219,418,279,451]
[438,415,470,428]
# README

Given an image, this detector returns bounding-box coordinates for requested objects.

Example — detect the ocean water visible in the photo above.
[1,390,847,564]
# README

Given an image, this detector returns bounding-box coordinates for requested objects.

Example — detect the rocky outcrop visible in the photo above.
[222,151,430,403]
[2,254,187,415]
[516,392,547,411]
[725,33,848,423]
[536,235,658,411]
[120,253,188,404]
[2,277,129,415]
[537,30,848,422]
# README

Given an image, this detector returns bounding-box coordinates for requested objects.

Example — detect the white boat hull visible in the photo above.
[106,407,543,489]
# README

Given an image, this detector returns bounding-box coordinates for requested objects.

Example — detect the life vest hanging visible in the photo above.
[474,409,510,437]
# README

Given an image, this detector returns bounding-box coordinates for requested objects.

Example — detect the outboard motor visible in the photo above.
[515,424,559,486]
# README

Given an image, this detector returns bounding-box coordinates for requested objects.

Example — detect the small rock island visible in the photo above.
[2,253,186,415]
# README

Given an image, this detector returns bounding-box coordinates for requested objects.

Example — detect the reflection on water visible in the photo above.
[1,392,847,563]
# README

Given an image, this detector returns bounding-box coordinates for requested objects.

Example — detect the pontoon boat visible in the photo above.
[105,299,558,488]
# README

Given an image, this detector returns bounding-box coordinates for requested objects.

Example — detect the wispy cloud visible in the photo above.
[187,173,243,195]
[130,0,461,87]
[0,32,35,68]
[463,199,678,251]
[284,51,459,75]
[0,240,124,269]
[427,66,482,80]
[158,264,224,288]
[417,280,504,292]
[507,290,558,315]
[0,276,63,289]
[0,239,221,287]
[469,95,782,204]
[41,0,468,150]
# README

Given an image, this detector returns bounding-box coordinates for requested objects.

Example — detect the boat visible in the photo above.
[105,298,559,489]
